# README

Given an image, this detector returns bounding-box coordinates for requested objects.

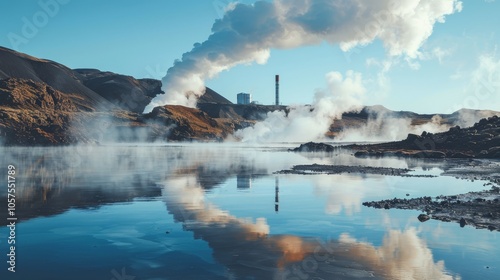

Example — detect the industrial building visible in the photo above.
[237,92,252,105]
[237,174,252,189]
[236,75,280,106]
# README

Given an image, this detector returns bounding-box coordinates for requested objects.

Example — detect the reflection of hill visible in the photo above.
[0,145,275,226]
[0,153,161,226]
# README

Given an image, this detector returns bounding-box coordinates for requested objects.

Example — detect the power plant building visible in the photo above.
[237,93,252,105]
[237,175,252,189]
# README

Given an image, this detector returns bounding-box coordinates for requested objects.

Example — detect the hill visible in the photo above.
[0,47,241,144]
[0,46,112,111]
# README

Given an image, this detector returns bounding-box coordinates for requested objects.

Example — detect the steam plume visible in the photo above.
[235,70,366,142]
[143,0,462,112]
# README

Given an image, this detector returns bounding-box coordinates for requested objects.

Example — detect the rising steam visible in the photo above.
[235,70,366,142]
[143,0,462,112]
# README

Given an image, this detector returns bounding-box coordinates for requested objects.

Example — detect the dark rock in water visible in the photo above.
[460,218,467,227]
[384,203,390,210]
[354,150,369,157]
[290,142,335,153]
[364,186,500,232]
[418,214,430,222]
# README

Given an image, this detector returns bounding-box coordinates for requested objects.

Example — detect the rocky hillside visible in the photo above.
[0,46,112,111]
[144,105,239,141]
[0,78,78,145]
[74,68,161,113]
[0,47,242,145]
[350,115,500,158]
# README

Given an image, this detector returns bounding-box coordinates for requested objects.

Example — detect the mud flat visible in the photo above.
[276,164,436,178]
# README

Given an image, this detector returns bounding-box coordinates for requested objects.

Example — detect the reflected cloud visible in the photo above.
[311,174,386,215]
[162,176,459,280]
[339,228,461,280]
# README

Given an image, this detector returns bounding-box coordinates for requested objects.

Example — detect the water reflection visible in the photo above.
[0,144,486,279]
[275,177,279,213]
[162,175,459,279]
[237,174,252,189]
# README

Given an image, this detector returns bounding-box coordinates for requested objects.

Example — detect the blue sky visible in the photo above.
[1,0,499,113]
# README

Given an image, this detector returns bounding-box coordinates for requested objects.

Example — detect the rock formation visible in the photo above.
[349,115,500,158]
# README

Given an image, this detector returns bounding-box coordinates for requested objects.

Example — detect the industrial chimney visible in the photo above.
[275,75,279,106]
[275,177,279,213]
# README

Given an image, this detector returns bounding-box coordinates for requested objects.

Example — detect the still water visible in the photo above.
[0,144,498,280]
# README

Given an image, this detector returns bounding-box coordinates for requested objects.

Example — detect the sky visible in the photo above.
[0,0,499,113]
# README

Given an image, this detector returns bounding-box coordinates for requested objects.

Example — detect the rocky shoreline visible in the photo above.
[286,142,500,232]
[276,164,436,178]
[363,185,500,232]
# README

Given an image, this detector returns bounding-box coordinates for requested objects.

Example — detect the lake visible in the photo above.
[0,144,498,280]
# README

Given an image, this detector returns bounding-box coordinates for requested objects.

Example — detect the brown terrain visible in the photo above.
[0,47,247,144]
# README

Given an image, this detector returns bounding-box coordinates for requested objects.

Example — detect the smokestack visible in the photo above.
[275,177,279,213]
[275,75,279,106]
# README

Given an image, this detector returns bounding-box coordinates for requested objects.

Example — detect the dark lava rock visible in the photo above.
[460,218,467,227]
[346,114,500,159]
[450,152,472,158]
[290,142,335,153]
[276,164,436,178]
[363,186,500,232]
[418,214,430,222]
[354,150,369,157]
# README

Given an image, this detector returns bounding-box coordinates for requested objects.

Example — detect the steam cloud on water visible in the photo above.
[143,0,463,142]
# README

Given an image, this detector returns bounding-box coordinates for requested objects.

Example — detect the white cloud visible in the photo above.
[144,0,463,111]
[451,50,500,111]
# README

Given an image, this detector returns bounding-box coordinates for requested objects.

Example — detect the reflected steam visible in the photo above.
[161,175,459,280]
